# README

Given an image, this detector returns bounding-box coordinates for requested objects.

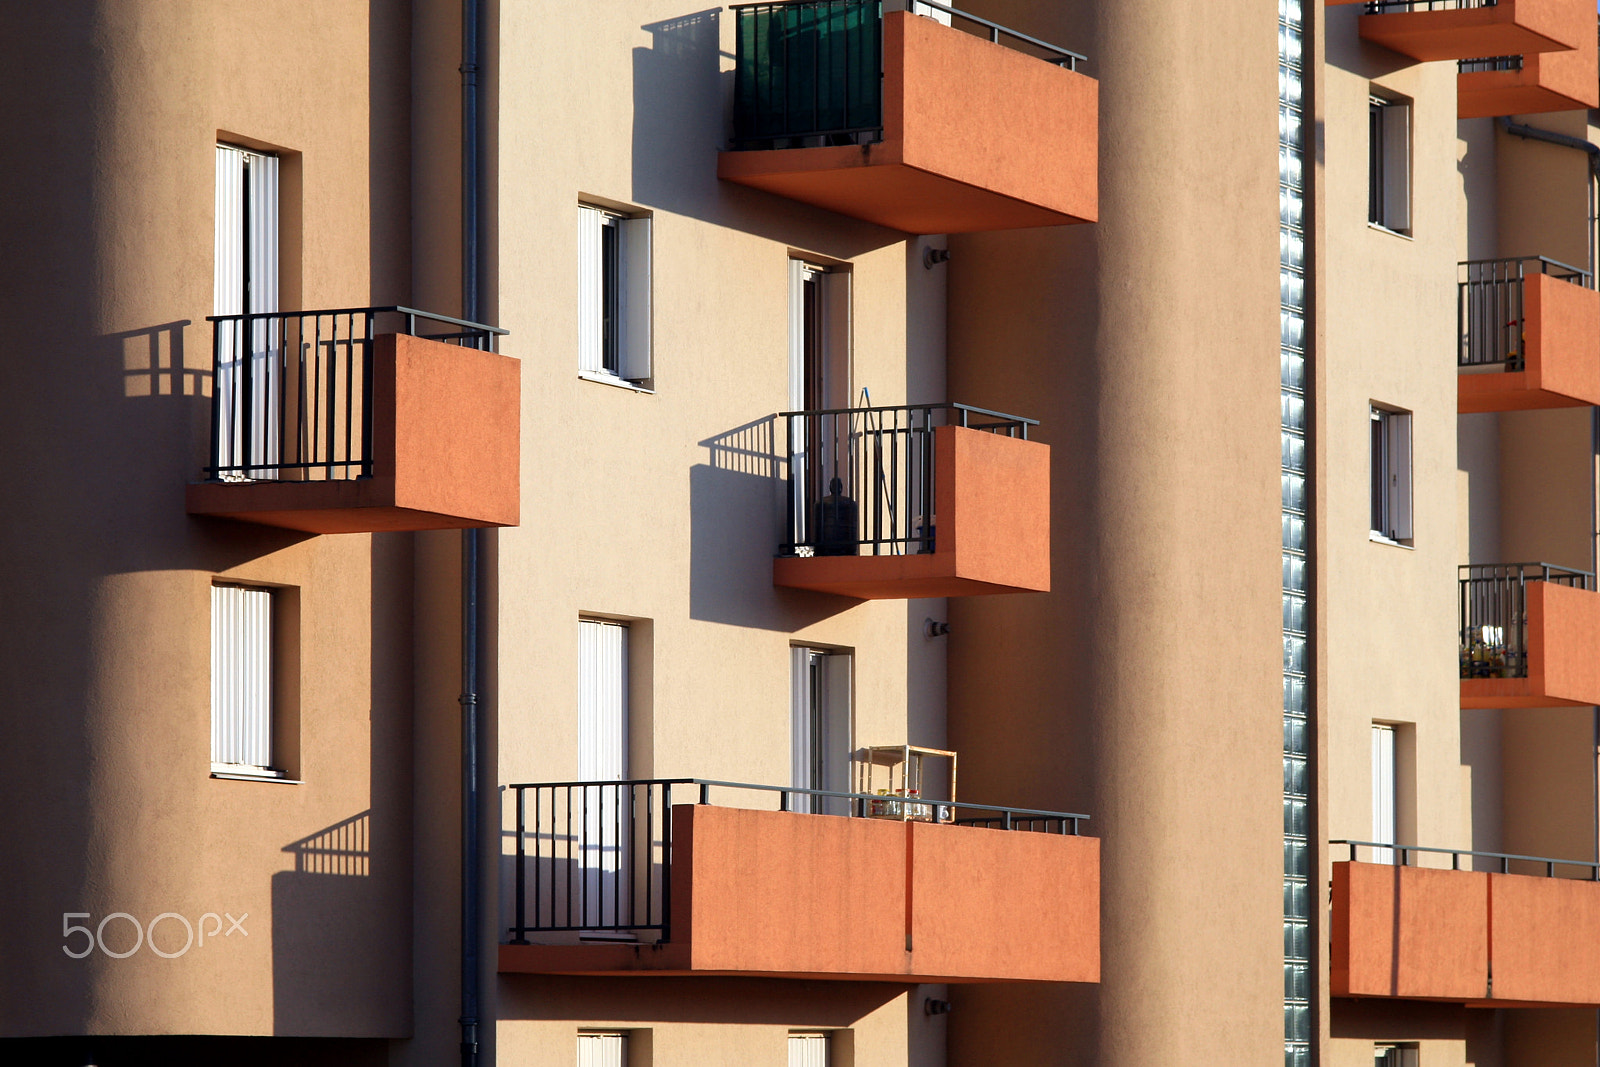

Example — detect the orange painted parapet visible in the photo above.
[1333,861,1600,1007]
[773,425,1051,599]
[1459,273,1600,412]
[498,805,1100,983]
[1458,15,1598,117]
[717,12,1096,234]
[1350,0,1586,63]
[187,333,520,533]
[1461,581,1600,707]
[1486,872,1600,1004]
[1331,861,1489,1001]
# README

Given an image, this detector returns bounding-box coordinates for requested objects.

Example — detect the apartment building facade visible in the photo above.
[3,1,1600,1065]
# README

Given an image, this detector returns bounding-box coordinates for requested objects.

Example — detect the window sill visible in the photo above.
[211,766,300,784]
[1369,532,1414,550]
[1367,222,1413,241]
[579,371,654,394]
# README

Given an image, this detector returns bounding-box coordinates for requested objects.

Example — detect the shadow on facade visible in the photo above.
[692,417,850,629]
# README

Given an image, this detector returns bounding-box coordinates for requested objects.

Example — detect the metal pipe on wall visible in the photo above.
[459,0,485,1065]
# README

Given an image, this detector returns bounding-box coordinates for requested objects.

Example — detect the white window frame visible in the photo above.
[1368,93,1410,235]
[579,203,652,389]
[1370,405,1412,544]
[211,583,284,779]
[790,648,852,815]
[1375,1043,1419,1067]
[578,618,631,933]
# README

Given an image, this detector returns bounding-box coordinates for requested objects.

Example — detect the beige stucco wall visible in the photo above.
[0,0,418,1042]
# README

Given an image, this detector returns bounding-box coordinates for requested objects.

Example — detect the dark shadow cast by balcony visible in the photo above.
[690,416,852,629]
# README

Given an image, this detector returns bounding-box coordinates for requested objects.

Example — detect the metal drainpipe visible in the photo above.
[1500,116,1600,1061]
[459,0,484,1064]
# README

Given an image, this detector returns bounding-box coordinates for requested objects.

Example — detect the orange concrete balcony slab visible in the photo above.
[1461,579,1600,708]
[187,333,520,533]
[1333,859,1600,1007]
[774,423,1050,599]
[1459,271,1600,412]
[1458,19,1599,117]
[1332,861,1489,1001]
[1338,0,1587,64]
[500,804,1099,983]
[718,11,1096,234]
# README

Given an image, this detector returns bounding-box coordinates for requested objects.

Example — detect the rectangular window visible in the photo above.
[215,144,281,477]
[790,648,852,814]
[578,1032,628,1067]
[1370,406,1412,543]
[211,584,283,778]
[1371,723,1396,865]
[1368,94,1410,234]
[579,203,652,386]
[788,1032,830,1067]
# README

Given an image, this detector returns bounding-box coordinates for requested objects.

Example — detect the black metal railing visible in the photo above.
[729,0,1084,149]
[1335,839,1600,879]
[1460,562,1594,679]
[778,402,1036,558]
[1459,55,1522,73]
[1364,0,1497,12]
[505,777,1088,943]
[1458,256,1590,370]
[204,306,505,481]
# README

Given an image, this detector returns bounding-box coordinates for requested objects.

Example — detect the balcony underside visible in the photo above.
[1457,1,1597,116]
[1334,860,1600,1006]
[719,11,1096,234]
[187,334,520,533]
[1461,580,1600,707]
[500,805,1099,984]
[1354,2,1585,63]
[774,425,1050,600]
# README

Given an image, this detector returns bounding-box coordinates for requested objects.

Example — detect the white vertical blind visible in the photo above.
[578,205,605,374]
[579,619,629,927]
[620,215,652,381]
[214,146,245,317]
[1387,413,1412,541]
[577,1032,627,1067]
[789,1032,829,1067]
[912,1,952,26]
[1372,724,1396,865]
[212,584,273,769]
[1381,103,1410,232]
[788,259,808,410]
[215,145,280,476]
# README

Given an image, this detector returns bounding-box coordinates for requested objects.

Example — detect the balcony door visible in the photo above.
[214,144,279,478]
[789,260,852,551]
[579,618,630,931]
[1371,723,1395,865]
[791,648,852,815]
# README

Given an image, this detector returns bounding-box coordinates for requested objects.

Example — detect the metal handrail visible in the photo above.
[1460,561,1594,679]
[1459,255,1590,282]
[1458,55,1522,73]
[203,305,505,481]
[726,0,1086,69]
[1364,1,1498,12]
[1458,257,1592,370]
[506,776,1089,944]
[1334,839,1600,879]
[778,401,1037,557]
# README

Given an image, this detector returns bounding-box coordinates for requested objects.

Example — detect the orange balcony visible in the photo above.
[1331,0,1588,64]
[718,5,1096,234]
[1458,258,1600,413]
[1457,19,1598,117]
[499,780,1098,983]
[1332,848,1600,1007]
[772,404,1049,599]
[186,308,519,533]
[1460,563,1600,708]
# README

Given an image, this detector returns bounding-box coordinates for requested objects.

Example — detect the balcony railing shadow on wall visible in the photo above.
[503,778,1087,945]
[1459,562,1593,678]
[779,402,1033,558]
[203,306,504,483]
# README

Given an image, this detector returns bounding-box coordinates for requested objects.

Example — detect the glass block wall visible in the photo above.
[1278,1,1311,1064]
